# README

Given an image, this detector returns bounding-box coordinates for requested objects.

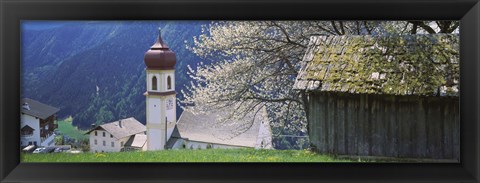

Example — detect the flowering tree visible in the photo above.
[180,21,458,145]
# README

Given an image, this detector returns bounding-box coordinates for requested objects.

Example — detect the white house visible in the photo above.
[85,117,147,153]
[20,98,59,148]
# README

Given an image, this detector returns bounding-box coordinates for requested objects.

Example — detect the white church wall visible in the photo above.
[186,141,207,149]
[211,143,244,149]
[165,95,176,140]
[146,71,161,92]
[147,97,163,123]
[147,70,175,93]
[255,116,273,149]
[146,96,165,150]
[147,128,166,150]
[178,140,246,150]
[145,95,175,144]
[160,70,175,92]
[146,70,176,151]
[170,139,185,149]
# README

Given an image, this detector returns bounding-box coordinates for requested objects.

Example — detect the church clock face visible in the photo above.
[166,98,174,110]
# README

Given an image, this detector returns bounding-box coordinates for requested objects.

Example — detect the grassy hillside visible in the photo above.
[21,149,352,162]
[57,116,88,141]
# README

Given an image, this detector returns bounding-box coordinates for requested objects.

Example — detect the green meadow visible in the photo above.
[22,149,353,163]
[56,116,88,141]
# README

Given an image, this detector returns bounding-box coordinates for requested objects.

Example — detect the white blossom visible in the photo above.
[180,21,458,139]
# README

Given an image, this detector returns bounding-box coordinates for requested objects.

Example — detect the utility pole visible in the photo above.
[164,117,167,150]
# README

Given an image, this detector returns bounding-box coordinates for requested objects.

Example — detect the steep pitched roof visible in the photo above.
[21,125,35,132]
[124,134,147,148]
[85,117,146,139]
[170,125,181,138]
[21,98,60,120]
[176,106,269,148]
[165,126,181,149]
[165,137,180,149]
[293,34,459,97]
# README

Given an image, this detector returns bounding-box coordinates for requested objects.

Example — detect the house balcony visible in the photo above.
[21,133,34,138]
[20,125,35,138]
[40,131,55,147]
[40,115,57,131]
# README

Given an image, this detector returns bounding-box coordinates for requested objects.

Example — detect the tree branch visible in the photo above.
[331,21,344,35]
[408,21,436,34]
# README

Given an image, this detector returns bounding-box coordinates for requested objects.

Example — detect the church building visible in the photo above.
[143,28,178,151]
[142,29,273,151]
[87,29,272,152]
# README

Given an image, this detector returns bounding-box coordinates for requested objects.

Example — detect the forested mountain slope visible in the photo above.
[21,21,207,129]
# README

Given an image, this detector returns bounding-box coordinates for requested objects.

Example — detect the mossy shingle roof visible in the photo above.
[293,34,459,97]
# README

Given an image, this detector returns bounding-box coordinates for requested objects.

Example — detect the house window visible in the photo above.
[110,134,113,138]
[152,76,158,90]
[95,131,97,136]
[167,76,171,90]
[94,139,97,145]
[103,140,106,146]
[111,142,114,147]
[103,132,105,137]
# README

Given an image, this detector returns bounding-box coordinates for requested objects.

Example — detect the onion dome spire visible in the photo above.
[144,28,176,70]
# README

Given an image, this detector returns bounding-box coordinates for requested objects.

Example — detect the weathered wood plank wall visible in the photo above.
[308,92,460,160]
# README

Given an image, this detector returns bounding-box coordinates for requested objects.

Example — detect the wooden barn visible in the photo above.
[293,34,460,160]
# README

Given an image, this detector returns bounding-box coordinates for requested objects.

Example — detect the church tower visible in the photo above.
[144,29,177,151]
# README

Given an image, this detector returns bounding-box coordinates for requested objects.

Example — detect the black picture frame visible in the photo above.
[1,0,479,182]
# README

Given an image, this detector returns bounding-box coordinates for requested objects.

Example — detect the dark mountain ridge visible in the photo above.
[21,21,208,129]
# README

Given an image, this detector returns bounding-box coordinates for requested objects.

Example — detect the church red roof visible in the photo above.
[144,29,176,70]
